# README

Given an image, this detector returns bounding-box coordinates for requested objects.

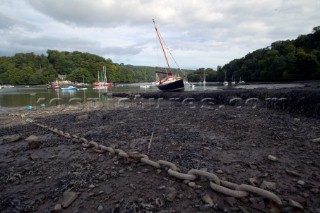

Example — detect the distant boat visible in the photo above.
[61,86,77,91]
[153,19,184,92]
[223,70,228,86]
[47,82,59,89]
[239,77,245,84]
[231,75,236,85]
[93,66,113,88]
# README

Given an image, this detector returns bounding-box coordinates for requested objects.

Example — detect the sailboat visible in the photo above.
[153,19,184,92]
[93,66,113,89]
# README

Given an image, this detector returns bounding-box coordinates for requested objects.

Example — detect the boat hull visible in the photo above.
[157,79,184,92]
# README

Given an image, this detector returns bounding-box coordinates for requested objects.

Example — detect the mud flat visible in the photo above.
[0,87,320,212]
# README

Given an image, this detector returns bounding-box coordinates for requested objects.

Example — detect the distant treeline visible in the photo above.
[1,26,319,85]
[217,26,320,82]
[0,50,192,85]
[187,26,320,83]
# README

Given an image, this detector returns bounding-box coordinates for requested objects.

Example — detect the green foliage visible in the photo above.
[0,49,194,85]
[220,27,320,82]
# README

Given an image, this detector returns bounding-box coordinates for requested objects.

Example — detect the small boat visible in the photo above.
[47,82,60,89]
[61,86,77,90]
[140,84,150,89]
[93,67,113,88]
[223,71,228,86]
[239,77,245,84]
[153,19,184,92]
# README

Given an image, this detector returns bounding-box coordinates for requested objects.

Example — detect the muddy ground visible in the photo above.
[0,87,320,213]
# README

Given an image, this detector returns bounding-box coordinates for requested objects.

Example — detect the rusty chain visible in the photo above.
[31,121,282,206]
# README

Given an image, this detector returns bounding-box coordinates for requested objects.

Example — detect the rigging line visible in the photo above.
[158,30,182,72]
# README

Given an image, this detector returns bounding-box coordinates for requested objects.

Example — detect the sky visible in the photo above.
[0,0,319,70]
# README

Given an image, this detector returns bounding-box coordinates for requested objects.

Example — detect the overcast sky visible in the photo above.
[1,0,319,70]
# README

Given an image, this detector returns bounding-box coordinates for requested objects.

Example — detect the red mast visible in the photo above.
[153,19,172,75]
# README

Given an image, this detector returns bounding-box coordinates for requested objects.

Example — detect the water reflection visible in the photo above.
[0,83,305,108]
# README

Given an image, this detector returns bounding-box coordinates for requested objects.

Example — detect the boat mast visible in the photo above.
[153,19,172,75]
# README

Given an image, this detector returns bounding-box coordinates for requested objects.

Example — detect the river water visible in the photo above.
[0,82,304,109]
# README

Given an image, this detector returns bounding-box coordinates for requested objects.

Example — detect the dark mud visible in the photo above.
[0,87,320,213]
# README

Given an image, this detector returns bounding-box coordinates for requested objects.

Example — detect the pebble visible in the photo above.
[285,169,301,177]
[288,199,304,209]
[311,137,320,143]
[202,194,213,206]
[29,153,39,161]
[267,155,278,161]
[25,135,40,142]
[3,135,22,143]
[188,182,196,188]
[216,169,223,174]
[75,114,89,121]
[97,205,103,212]
[53,203,62,212]
[297,180,305,186]
[89,184,95,189]
[61,191,78,208]
[166,187,177,202]
[260,180,276,190]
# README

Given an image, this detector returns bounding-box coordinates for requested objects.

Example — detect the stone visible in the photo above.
[188,182,196,188]
[53,203,62,212]
[26,135,40,142]
[29,153,39,161]
[268,155,278,161]
[61,191,78,208]
[260,180,276,190]
[216,169,223,174]
[288,199,303,209]
[202,194,213,206]
[297,180,305,186]
[97,205,103,212]
[285,169,301,177]
[166,187,177,202]
[311,137,320,143]
[3,135,22,143]
[249,177,258,186]
[75,114,89,121]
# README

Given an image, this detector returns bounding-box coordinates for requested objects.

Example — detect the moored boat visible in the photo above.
[153,19,184,92]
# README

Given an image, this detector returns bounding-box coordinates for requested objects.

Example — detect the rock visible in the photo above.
[166,187,177,202]
[202,194,213,206]
[260,180,276,190]
[29,153,39,161]
[249,177,258,186]
[285,169,301,177]
[216,169,223,174]
[297,180,305,186]
[311,137,320,143]
[26,135,40,142]
[288,199,303,209]
[89,184,95,189]
[3,135,22,143]
[268,155,278,161]
[97,205,103,212]
[53,203,62,212]
[188,182,196,188]
[61,191,78,208]
[75,114,89,121]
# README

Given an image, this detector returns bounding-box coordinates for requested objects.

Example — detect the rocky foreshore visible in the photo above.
[0,87,320,212]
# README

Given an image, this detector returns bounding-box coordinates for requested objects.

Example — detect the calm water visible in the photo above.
[0,82,304,108]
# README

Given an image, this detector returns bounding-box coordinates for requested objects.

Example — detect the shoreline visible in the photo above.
[0,87,320,212]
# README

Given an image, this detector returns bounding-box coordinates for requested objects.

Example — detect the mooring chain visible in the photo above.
[31,121,282,206]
